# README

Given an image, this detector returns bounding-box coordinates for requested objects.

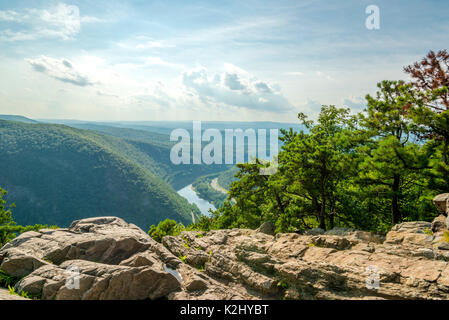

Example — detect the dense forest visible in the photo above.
[0,121,200,230]
[64,123,233,190]
[149,49,449,238]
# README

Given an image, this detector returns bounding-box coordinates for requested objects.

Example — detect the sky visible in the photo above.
[0,0,448,122]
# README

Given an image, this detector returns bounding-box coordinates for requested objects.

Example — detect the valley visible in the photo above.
[0,115,288,231]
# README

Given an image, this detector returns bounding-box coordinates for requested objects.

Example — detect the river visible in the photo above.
[177,184,216,218]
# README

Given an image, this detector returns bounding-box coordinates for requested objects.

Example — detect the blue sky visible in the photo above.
[0,0,448,121]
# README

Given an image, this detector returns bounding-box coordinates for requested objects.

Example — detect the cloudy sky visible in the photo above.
[0,0,448,122]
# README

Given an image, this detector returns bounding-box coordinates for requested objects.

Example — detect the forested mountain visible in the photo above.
[66,123,232,190]
[0,115,37,123]
[0,120,199,230]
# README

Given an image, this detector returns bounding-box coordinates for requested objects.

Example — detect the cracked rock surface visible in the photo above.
[2,217,449,300]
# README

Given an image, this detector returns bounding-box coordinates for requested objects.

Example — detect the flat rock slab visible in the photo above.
[0,288,29,300]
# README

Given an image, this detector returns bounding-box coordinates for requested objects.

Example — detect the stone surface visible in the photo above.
[0,217,184,300]
[431,215,447,233]
[4,217,449,300]
[433,193,449,216]
[256,222,275,236]
[15,260,181,300]
[304,228,325,235]
[161,221,449,300]
[0,288,29,300]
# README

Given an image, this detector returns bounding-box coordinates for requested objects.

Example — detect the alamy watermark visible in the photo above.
[365,5,380,30]
[65,265,80,290]
[169,121,279,175]
[365,265,380,290]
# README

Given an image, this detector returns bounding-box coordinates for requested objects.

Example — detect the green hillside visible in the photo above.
[68,123,233,190]
[0,115,37,123]
[0,120,197,230]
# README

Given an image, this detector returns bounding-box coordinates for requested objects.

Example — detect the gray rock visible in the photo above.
[256,222,275,236]
[434,193,449,215]
[390,221,431,234]
[325,227,354,236]
[437,242,449,250]
[186,277,208,292]
[15,260,181,300]
[305,228,325,235]
[6,215,449,300]
[0,216,184,300]
[431,215,447,233]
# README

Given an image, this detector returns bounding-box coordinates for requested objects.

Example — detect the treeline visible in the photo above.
[0,188,57,248]
[177,49,449,235]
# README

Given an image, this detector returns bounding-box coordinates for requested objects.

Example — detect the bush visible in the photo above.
[148,219,185,242]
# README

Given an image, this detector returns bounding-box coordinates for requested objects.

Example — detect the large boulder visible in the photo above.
[256,222,276,236]
[0,217,184,300]
[433,193,449,216]
[15,260,181,300]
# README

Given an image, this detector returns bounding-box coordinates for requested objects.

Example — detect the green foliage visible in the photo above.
[148,219,185,242]
[179,255,187,263]
[0,187,53,248]
[217,167,239,190]
[277,280,289,289]
[8,285,31,299]
[443,231,449,243]
[197,264,205,272]
[186,215,214,232]
[71,123,233,190]
[212,106,362,232]
[210,75,444,233]
[0,270,21,288]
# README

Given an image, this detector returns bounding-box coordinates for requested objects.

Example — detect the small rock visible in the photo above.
[186,278,208,292]
[256,222,275,236]
[433,193,449,216]
[305,228,325,235]
[437,242,449,250]
[431,215,447,233]
[325,227,353,236]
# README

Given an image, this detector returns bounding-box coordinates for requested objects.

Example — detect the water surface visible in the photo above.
[177,184,216,217]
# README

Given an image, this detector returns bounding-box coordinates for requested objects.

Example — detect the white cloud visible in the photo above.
[117,36,175,51]
[342,96,366,111]
[315,70,334,81]
[284,71,304,76]
[26,56,94,87]
[145,56,183,69]
[182,65,293,112]
[0,10,21,22]
[0,3,102,41]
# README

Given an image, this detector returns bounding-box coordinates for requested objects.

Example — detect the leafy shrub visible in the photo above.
[148,219,185,242]
[0,270,21,288]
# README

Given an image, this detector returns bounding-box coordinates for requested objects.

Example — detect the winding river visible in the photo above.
[177,184,216,217]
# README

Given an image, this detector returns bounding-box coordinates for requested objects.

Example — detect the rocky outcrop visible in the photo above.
[3,216,449,300]
[0,217,183,300]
